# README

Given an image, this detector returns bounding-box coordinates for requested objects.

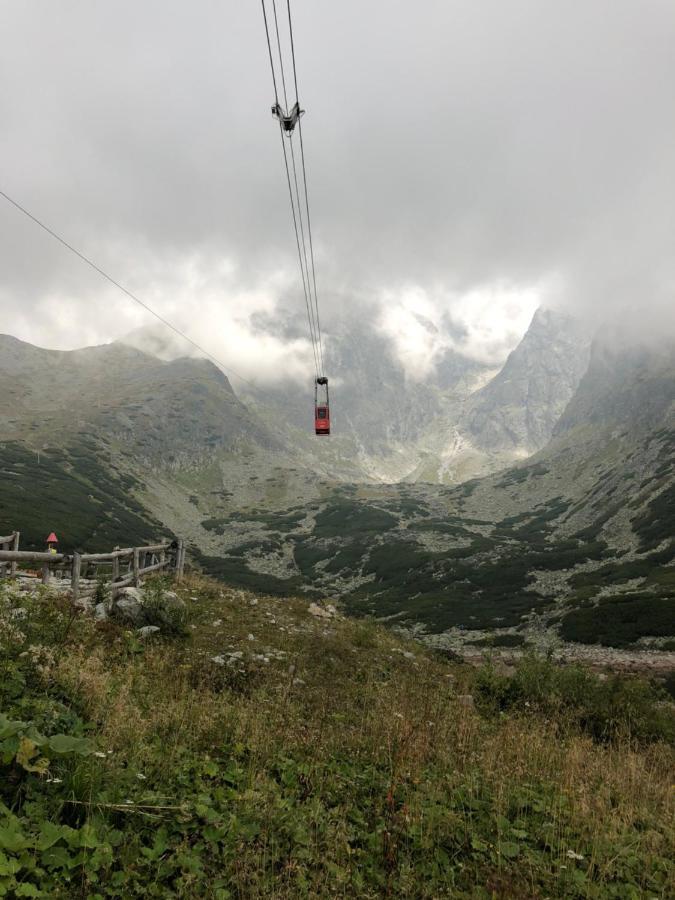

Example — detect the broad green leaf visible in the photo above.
[0,716,28,740]
[75,825,99,849]
[500,841,521,858]
[37,822,67,851]
[14,884,41,897]
[40,846,73,869]
[0,827,29,853]
[47,734,92,756]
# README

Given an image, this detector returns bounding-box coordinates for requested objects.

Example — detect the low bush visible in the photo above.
[141,576,190,636]
[473,654,674,743]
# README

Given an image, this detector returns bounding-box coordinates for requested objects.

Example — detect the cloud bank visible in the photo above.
[1,0,673,382]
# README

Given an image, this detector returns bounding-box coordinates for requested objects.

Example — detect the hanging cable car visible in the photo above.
[314,376,330,435]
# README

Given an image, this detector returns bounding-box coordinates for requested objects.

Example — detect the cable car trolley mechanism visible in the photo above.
[261,0,331,436]
[272,101,304,135]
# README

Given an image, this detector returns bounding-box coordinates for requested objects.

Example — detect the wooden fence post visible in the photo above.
[71,552,81,602]
[112,547,120,585]
[133,548,140,587]
[176,540,185,580]
[42,562,51,585]
[10,532,20,577]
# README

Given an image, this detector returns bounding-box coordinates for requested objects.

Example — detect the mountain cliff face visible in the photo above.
[463,308,591,455]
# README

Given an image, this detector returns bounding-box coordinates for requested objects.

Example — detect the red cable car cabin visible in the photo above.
[314,376,330,435]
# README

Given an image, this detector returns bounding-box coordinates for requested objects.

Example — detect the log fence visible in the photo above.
[0,532,21,578]
[0,532,185,601]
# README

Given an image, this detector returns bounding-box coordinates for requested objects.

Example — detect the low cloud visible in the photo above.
[1,0,673,379]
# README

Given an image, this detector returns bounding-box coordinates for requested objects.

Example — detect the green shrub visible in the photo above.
[473,655,674,743]
[141,577,190,636]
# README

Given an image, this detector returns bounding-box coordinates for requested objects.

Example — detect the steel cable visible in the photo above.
[0,189,259,390]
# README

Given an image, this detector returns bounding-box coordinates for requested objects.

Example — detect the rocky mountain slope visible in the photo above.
[0,334,279,549]
[173,336,674,656]
[1,326,672,657]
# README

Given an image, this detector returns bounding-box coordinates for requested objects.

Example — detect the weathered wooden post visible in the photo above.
[111,547,120,589]
[10,532,20,577]
[133,547,140,587]
[42,562,51,585]
[176,540,185,580]
[71,552,81,602]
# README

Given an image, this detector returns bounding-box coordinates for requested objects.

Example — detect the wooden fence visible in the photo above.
[0,532,186,602]
[0,532,21,578]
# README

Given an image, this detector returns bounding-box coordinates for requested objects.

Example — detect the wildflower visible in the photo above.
[94,751,106,758]
[136,773,147,780]
[566,850,584,861]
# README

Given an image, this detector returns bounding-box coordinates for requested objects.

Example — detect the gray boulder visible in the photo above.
[94,602,108,621]
[138,625,161,638]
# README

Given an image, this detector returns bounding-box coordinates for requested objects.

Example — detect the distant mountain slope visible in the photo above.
[0,334,276,461]
[0,334,280,549]
[463,308,590,454]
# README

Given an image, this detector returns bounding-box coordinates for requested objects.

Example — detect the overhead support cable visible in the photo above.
[285,0,325,376]
[0,188,258,390]
[261,0,325,380]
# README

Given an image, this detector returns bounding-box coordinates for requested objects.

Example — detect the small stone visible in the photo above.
[308,602,332,619]
[137,625,160,638]
[247,633,255,641]
[94,603,108,621]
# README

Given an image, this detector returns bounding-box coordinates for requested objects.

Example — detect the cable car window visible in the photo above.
[317,408,327,419]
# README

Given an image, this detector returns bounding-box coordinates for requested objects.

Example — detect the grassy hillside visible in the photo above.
[0,441,167,551]
[1,575,673,898]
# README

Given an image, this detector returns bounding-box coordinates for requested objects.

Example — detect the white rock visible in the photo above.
[308,603,332,619]
[138,626,160,638]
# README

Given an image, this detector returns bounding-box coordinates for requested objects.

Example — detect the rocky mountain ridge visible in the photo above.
[1,325,672,656]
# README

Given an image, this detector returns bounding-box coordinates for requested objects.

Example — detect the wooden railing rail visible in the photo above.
[0,534,185,600]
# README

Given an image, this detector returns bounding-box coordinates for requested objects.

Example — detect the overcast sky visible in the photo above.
[1,0,674,383]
